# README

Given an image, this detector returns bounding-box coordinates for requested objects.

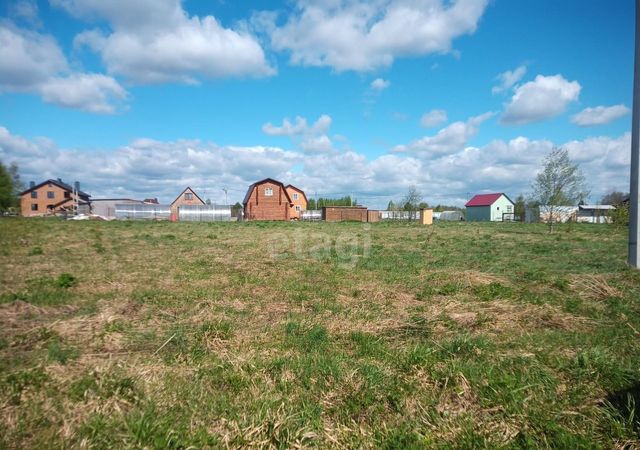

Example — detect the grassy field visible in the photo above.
[1,218,640,449]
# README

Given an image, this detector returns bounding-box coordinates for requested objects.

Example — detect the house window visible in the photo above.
[496,206,500,210]
[264,187,273,196]
[64,191,70,198]
[295,205,302,212]
[185,193,193,200]
[31,204,38,211]
[507,205,513,212]
[293,193,299,200]
[47,191,55,199]
[31,191,37,199]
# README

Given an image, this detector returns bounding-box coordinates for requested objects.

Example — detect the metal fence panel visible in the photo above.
[115,204,172,220]
[379,210,420,220]
[301,210,322,221]
[178,204,232,222]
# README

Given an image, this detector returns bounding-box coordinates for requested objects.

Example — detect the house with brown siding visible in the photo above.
[243,178,293,221]
[170,187,205,217]
[285,184,308,219]
[20,179,90,217]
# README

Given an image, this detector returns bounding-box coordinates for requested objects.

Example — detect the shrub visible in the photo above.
[609,204,629,226]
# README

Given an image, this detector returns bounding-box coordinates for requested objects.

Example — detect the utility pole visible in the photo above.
[630,0,640,267]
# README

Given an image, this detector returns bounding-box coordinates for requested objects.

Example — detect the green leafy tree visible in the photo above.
[531,148,589,232]
[0,162,20,213]
[387,200,397,211]
[314,196,355,208]
[608,204,629,226]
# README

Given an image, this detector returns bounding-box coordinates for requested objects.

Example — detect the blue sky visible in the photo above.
[0,0,635,207]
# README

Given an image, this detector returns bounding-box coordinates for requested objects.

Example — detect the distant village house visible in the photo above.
[285,184,308,219]
[170,187,205,218]
[244,178,300,221]
[465,193,514,222]
[20,179,90,217]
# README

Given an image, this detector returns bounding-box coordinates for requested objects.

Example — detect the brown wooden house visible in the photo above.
[285,184,308,220]
[243,178,293,221]
[170,187,205,217]
[20,179,91,217]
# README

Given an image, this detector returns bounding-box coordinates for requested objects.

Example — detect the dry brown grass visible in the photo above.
[570,274,623,301]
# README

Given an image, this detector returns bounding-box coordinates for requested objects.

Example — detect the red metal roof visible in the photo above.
[465,193,504,207]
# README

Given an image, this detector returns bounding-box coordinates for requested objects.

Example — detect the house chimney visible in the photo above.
[57,177,63,184]
[30,181,35,188]
[74,181,80,192]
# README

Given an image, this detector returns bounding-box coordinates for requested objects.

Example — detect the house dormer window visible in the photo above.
[185,193,193,200]
[265,187,273,196]
[293,193,299,200]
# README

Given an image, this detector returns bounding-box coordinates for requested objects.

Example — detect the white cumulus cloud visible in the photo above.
[370,78,390,91]
[394,111,494,157]
[500,74,581,125]
[55,0,274,84]
[262,0,489,72]
[0,23,127,113]
[38,73,127,114]
[262,114,335,153]
[420,109,448,128]
[571,104,630,127]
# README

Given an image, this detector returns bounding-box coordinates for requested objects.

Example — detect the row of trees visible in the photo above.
[307,195,356,210]
[0,162,23,213]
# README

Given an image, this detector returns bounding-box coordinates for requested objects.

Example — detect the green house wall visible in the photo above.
[466,206,490,221]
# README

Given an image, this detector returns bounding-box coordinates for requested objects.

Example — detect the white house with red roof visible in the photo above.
[465,193,515,222]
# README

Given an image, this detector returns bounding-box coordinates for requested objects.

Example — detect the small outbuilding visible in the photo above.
[465,193,515,222]
[577,205,615,223]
